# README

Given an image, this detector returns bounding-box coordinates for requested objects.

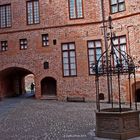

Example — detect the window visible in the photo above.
[88,40,102,74]
[1,41,8,51]
[42,34,49,47]
[112,35,127,66]
[0,4,11,28]
[20,39,28,50]
[53,39,57,45]
[44,62,49,69]
[27,0,40,24]
[62,43,77,77]
[110,0,125,13]
[69,0,83,19]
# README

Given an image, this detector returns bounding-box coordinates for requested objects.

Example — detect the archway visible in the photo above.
[41,77,57,96]
[136,89,140,102]
[24,74,35,96]
[132,81,140,102]
[0,67,34,98]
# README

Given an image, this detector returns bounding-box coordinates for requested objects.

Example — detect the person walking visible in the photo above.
[30,82,35,94]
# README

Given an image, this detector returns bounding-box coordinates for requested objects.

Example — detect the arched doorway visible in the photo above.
[132,81,140,102]
[0,67,34,98]
[41,77,57,96]
[136,89,140,102]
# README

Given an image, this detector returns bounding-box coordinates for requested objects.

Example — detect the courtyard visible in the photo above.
[0,97,140,140]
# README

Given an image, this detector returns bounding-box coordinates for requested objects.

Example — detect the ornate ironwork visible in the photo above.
[93,16,137,112]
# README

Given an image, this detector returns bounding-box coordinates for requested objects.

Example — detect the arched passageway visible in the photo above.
[0,67,34,98]
[41,77,57,96]
[24,74,35,93]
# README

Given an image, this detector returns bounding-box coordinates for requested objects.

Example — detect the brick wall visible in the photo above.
[0,0,140,102]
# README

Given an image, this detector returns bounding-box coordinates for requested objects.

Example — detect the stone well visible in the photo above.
[96,108,140,140]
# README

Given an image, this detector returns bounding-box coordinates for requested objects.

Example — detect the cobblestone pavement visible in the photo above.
[0,98,140,140]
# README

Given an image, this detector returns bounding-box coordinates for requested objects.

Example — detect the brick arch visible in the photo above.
[0,63,35,74]
[0,65,35,98]
[40,76,57,82]
[39,73,58,82]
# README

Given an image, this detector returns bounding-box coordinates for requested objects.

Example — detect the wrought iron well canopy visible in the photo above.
[92,16,137,112]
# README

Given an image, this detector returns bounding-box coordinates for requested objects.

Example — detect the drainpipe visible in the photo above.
[100,0,111,103]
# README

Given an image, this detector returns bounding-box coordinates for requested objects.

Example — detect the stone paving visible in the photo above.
[0,97,140,140]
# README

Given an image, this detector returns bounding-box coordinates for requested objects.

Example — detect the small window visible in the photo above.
[44,62,49,69]
[53,39,57,45]
[42,34,49,47]
[1,41,8,51]
[110,0,125,14]
[0,4,12,28]
[20,39,28,50]
[27,0,40,24]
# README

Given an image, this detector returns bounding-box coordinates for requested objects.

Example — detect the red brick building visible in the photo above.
[0,0,140,102]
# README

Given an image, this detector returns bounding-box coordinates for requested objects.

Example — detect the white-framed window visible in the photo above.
[27,0,40,24]
[1,41,8,51]
[62,43,77,77]
[42,34,49,47]
[110,0,125,13]
[88,40,102,75]
[69,0,83,19]
[0,4,11,28]
[20,39,28,50]
[113,35,127,66]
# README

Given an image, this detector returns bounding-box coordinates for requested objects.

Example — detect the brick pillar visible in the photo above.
[21,77,26,94]
[0,80,2,100]
[34,77,41,99]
